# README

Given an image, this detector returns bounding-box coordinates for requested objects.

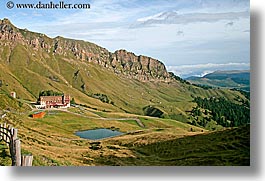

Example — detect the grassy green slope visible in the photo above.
[0,21,250,166]
[0,90,30,111]
[0,91,249,166]
[96,125,250,166]
[1,105,205,166]
[0,41,247,117]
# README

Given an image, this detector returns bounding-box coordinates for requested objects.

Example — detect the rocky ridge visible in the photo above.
[0,18,171,82]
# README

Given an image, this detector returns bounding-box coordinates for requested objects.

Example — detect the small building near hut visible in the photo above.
[36,95,70,109]
[32,112,46,119]
[10,92,16,98]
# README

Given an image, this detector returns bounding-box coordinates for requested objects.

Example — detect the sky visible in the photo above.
[0,0,250,78]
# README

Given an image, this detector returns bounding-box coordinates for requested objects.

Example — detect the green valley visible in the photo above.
[0,19,250,166]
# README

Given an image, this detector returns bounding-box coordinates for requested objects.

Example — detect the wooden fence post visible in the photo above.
[10,138,15,166]
[14,139,21,166]
[13,128,18,140]
[0,124,2,140]
[0,124,32,166]
[3,123,6,141]
[11,129,18,166]
[7,125,11,143]
[22,155,33,166]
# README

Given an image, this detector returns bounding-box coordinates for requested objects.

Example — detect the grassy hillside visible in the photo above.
[96,125,250,166]
[0,142,11,166]
[1,96,249,166]
[1,105,205,166]
[0,35,249,134]
[0,90,31,111]
[0,42,247,118]
[0,20,250,166]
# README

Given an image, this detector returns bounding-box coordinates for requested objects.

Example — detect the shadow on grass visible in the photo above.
[94,125,250,166]
[0,141,11,166]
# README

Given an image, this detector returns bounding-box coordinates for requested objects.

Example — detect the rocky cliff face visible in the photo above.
[0,19,23,43]
[0,18,171,82]
[111,50,170,81]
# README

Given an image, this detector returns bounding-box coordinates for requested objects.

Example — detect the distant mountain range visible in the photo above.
[186,70,250,91]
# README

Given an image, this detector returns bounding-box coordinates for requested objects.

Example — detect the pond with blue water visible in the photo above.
[75,128,124,140]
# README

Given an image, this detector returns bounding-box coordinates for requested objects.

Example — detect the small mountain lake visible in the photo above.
[75,128,124,140]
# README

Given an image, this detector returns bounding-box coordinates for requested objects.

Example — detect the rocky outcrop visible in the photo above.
[0,19,23,43]
[0,19,51,51]
[110,50,171,81]
[0,18,172,82]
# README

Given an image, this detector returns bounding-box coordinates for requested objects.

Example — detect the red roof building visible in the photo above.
[32,112,46,119]
[38,95,70,109]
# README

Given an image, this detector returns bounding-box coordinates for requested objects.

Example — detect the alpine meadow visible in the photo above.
[0,0,250,166]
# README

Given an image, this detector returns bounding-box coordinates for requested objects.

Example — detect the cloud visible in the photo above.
[177,31,184,36]
[132,11,249,28]
[167,62,250,78]
[226,21,234,27]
